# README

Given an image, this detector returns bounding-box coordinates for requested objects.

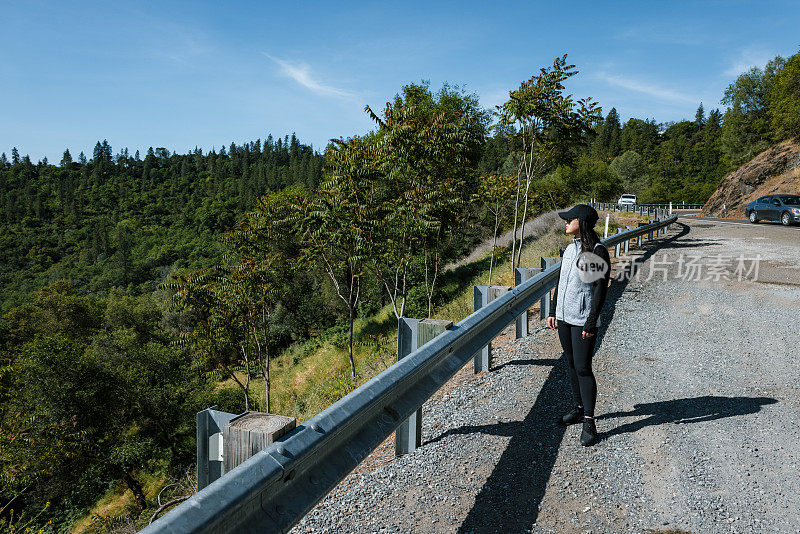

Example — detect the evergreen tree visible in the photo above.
[92,141,103,163]
[695,103,705,127]
[594,108,621,160]
[61,149,73,167]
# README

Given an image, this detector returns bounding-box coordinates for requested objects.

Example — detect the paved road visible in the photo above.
[293,218,800,533]
[679,211,800,232]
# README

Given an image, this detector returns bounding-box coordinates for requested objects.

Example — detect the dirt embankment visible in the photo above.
[702,139,800,218]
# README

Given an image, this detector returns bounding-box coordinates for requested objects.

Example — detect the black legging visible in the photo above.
[557,320,598,417]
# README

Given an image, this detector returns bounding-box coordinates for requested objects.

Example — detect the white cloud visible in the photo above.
[263,53,356,99]
[615,25,706,47]
[479,88,511,110]
[724,47,773,77]
[596,72,698,105]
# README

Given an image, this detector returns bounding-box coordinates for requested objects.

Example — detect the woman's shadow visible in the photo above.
[598,395,777,440]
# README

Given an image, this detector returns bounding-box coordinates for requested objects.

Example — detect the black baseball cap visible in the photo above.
[558,204,599,227]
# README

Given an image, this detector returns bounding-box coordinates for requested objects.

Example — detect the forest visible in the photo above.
[1,50,799,531]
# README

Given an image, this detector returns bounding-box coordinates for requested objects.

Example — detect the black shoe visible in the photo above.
[560,406,583,425]
[580,418,597,446]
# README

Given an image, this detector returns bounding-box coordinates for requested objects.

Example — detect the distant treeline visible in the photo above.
[0,134,323,312]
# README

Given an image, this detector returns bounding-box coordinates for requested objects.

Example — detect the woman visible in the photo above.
[546,204,611,446]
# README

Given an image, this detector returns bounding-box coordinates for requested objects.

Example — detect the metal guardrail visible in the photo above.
[639,203,703,209]
[141,214,678,534]
[591,202,703,213]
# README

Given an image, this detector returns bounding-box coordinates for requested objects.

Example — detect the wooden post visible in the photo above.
[222,412,296,475]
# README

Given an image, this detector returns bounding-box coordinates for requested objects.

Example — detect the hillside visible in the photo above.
[702,140,800,218]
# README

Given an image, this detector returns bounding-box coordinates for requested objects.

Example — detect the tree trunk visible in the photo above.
[119,469,147,510]
[224,364,250,412]
[489,212,500,286]
[426,249,439,319]
[348,304,356,378]
[264,343,271,413]
[516,180,531,268]
[510,174,522,274]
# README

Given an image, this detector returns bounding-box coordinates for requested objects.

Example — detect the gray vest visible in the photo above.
[555,238,603,327]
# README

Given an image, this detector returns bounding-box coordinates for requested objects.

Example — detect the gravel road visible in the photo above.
[291,219,800,534]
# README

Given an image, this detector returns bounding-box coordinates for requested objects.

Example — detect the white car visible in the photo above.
[617,194,637,206]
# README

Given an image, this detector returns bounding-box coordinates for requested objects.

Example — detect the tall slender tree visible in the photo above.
[496,54,602,268]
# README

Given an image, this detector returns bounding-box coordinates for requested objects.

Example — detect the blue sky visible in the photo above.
[2,0,798,162]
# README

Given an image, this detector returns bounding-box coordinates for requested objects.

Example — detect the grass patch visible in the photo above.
[70,473,163,533]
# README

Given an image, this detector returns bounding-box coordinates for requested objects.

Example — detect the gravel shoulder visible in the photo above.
[292,220,800,534]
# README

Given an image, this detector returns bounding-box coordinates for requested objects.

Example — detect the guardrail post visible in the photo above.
[515,267,542,337]
[396,317,452,455]
[624,227,633,253]
[637,222,646,246]
[196,407,240,491]
[614,228,622,257]
[540,256,559,318]
[473,286,510,373]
